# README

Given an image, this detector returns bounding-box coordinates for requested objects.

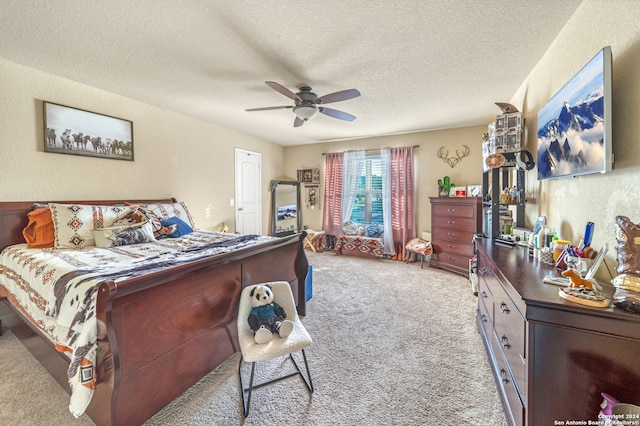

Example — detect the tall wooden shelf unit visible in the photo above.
[482,152,525,239]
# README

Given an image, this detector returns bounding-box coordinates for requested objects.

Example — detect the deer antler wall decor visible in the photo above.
[437,145,470,168]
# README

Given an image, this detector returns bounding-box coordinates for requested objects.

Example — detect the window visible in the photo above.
[349,156,383,225]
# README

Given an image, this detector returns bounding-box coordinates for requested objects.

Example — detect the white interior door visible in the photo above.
[235,148,262,235]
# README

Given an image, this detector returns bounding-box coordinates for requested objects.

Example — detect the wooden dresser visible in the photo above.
[476,239,640,426]
[429,196,482,276]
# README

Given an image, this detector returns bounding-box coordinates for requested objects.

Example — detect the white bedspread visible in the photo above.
[0,230,276,417]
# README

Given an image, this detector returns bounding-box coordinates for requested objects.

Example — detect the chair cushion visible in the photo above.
[405,238,433,256]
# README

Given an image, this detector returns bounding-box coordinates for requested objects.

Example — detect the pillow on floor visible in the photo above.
[49,203,132,249]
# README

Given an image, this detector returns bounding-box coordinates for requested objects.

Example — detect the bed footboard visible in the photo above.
[88,232,307,426]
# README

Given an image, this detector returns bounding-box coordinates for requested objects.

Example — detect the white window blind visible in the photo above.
[349,156,383,225]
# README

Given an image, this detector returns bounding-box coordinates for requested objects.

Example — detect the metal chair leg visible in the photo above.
[239,350,313,416]
[289,349,314,392]
[238,355,257,417]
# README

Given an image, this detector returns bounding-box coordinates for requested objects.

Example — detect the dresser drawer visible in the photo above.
[432,215,477,231]
[477,287,493,341]
[493,332,525,426]
[492,279,526,396]
[431,249,471,271]
[478,275,494,326]
[432,238,475,257]
[432,203,476,219]
[432,228,475,246]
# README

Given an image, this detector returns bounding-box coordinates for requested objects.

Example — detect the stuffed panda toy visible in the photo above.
[247,284,294,344]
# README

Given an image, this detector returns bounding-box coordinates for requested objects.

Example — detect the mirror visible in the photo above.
[270,180,301,237]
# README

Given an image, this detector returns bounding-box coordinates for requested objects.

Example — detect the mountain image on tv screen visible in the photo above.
[537,48,610,179]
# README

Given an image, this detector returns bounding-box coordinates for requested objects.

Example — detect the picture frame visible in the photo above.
[467,184,483,197]
[450,187,467,197]
[44,101,134,161]
[297,168,320,184]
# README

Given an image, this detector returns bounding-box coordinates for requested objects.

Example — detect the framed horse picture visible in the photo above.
[43,101,134,161]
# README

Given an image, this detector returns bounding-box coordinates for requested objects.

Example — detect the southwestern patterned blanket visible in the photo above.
[0,230,275,417]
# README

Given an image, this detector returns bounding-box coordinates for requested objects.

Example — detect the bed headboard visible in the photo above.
[0,198,177,251]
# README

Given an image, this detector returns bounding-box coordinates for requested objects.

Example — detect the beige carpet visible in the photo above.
[0,251,505,425]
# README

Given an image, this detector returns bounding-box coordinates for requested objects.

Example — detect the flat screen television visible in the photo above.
[537,46,613,180]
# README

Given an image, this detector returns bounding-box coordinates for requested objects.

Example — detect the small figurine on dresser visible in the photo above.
[437,176,454,197]
[558,268,610,308]
[612,215,640,314]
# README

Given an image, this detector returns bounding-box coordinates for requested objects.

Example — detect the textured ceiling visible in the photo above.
[0,0,582,147]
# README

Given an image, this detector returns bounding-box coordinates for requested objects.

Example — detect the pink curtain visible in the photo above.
[390,146,415,258]
[322,152,344,236]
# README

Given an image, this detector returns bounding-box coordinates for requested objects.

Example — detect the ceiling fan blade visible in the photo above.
[245,105,293,111]
[319,107,356,122]
[265,81,302,101]
[316,88,361,104]
[293,116,305,127]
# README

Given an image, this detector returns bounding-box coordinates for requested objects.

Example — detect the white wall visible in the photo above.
[510,0,640,278]
[0,58,284,233]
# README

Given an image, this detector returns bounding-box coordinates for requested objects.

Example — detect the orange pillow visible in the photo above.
[22,207,55,248]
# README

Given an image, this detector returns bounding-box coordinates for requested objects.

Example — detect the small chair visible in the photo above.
[405,237,433,268]
[303,229,325,252]
[237,281,314,416]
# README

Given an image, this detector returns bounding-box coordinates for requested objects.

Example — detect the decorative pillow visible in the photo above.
[365,223,383,238]
[93,221,156,248]
[124,201,196,235]
[111,206,151,227]
[342,220,358,235]
[49,203,132,249]
[22,207,55,248]
[160,216,193,238]
[143,202,196,229]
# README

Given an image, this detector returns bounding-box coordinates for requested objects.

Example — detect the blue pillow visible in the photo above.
[365,223,383,238]
[160,216,193,238]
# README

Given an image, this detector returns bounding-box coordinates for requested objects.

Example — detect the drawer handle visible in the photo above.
[447,208,456,213]
[447,220,456,225]
[447,244,456,249]
[500,302,510,314]
[500,369,510,384]
[447,232,456,237]
[481,314,488,323]
[501,335,512,350]
[481,291,488,299]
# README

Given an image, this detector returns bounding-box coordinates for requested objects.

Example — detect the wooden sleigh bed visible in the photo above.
[0,198,308,425]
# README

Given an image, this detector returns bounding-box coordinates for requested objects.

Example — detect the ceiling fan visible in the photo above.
[246,81,361,127]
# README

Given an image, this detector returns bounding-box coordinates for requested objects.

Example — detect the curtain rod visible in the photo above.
[321,145,419,155]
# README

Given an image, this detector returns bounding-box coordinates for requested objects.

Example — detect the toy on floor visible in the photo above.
[247,284,294,344]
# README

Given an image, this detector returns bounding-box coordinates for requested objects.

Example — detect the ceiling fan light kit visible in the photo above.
[293,105,318,120]
[246,81,360,127]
